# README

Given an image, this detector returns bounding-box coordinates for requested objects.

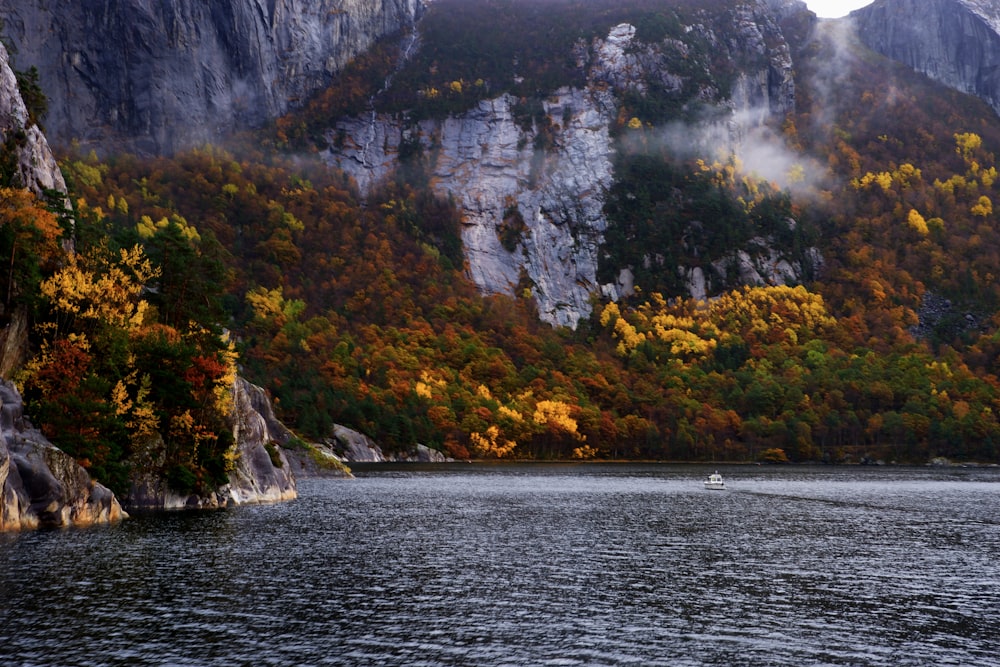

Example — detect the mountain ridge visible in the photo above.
[0,0,424,154]
[853,0,1000,118]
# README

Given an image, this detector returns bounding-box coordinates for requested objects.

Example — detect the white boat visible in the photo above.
[703,471,725,490]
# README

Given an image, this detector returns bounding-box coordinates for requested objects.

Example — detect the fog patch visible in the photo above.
[625,106,830,197]
[807,17,862,136]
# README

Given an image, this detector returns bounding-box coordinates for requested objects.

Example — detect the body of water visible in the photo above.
[2,464,999,666]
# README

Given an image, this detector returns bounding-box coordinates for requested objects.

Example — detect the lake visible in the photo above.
[2,464,999,666]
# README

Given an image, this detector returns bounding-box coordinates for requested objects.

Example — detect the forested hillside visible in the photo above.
[6,0,1000,490]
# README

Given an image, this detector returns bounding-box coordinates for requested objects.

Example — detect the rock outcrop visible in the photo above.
[0,30,315,527]
[126,377,298,510]
[0,0,424,154]
[307,423,450,464]
[0,42,117,531]
[0,42,67,196]
[852,0,1000,117]
[324,0,801,328]
[0,381,125,530]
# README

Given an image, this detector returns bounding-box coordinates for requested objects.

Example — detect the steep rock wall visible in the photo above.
[853,0,1000,116]
[327,89,613,328]
[0,43,67,195]
[325,0,799,328]
[0,0,424,153]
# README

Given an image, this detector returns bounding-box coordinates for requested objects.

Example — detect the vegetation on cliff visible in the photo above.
[7,0,1000,486]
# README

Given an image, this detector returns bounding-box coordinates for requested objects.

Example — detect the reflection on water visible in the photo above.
[2,464,999,666]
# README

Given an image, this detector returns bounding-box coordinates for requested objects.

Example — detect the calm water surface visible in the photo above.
[2,464,999,666]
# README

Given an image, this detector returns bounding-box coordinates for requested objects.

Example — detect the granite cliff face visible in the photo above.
[0,43,67,196]
[0,0,423,154]
[853,0,1000,117]
[325,0,801,327]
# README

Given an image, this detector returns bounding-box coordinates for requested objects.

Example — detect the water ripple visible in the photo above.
[2,464,999,666]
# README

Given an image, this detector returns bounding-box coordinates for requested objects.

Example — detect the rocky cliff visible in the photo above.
[0,42,122,530]
[0,43,67,196]
[324,0,803,328]
[0,0,424,154]
[126,378,300,510]
[852,0,1000,117]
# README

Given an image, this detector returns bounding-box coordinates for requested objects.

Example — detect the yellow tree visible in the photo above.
[39,244,159,337]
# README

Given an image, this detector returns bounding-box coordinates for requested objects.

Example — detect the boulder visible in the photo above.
[0,381,125,530]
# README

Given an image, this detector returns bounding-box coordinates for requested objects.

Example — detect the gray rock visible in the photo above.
[324,0,800,328]
[126,377,298,510]
[0,42,68,197]
[0,0,424,153]
[327,424,386,462]
[853,0,1000,117]
[0,381,126,530]
[319,424,450,463]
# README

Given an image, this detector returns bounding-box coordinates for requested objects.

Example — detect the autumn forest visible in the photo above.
[5,0,1000,497]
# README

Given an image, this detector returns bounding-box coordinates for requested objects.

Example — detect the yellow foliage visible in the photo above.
[213,333,239,416]
[497,405,523,422]
[40,245,159,332]
[972,195,993,217]
[246,286,305,329]
[604,285,834,360]
[68,161,105,189]
[955,132,983,162]
[708,285,835,336]
[982,166,998,188]
[856,171,893,192]
[934,174,968,196]
[469,425,518,458]
[907,209,929,235]
[137,214,201,242]
[612,317,646,355]
[532,400,583,440]
[786,163,806,184]
[599,301,621,327]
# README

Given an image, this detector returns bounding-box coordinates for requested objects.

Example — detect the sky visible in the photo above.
[802,0,874,18]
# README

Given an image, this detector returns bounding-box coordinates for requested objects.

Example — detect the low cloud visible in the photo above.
[628,106,830,197]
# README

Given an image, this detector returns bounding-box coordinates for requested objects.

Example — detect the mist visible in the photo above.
[624,106,829,199]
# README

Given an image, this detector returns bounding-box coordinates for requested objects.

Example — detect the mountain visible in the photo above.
[0,0,423,154]
[7,0,1000,489]
[852,0,1000,117]
[2,0,814,327]
[322,0,809,327]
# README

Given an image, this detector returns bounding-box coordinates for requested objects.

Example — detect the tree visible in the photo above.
[0,188,63,312]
